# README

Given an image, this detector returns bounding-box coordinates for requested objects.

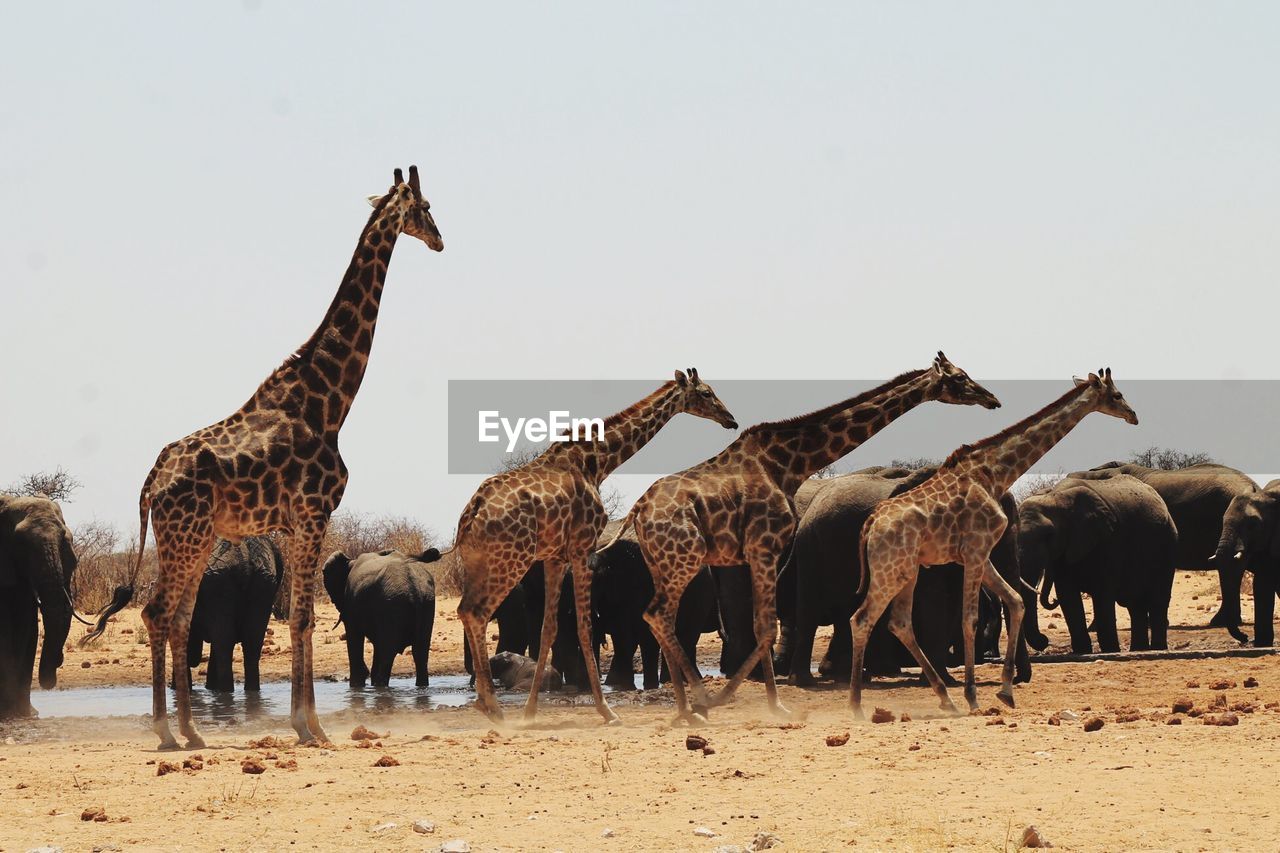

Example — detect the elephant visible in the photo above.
[774,466,1046,687]
[1018,475,1178,654]
[184,536,284,692]
[462,579,531,684]
[322,548,438,688]
[588,521,718,690]
[1070,462,1258,641]
[489,651,562,691]
[1213,479,1280,647]
[0,494,79,719]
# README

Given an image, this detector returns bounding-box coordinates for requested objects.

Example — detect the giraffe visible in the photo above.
[599,353,1001,722]
[85,167,443,749]
[440,369,738,724]
[850,369,1138,718]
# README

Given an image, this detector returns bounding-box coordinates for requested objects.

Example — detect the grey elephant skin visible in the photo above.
[323,548,437,687]
[488,651,562,691]
[775,467,1045,686]
[185,537,284,692]
[0,495,78,719]
[1020,475,1177,654]
[1071,462,1258,642]
[1214,479,1280,646]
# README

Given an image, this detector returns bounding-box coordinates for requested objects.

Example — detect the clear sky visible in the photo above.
[3,2,1278,540]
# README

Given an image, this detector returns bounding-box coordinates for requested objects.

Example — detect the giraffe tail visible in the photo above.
[595,508,637,555]
[81,466,156,645]
[856,523,870,598]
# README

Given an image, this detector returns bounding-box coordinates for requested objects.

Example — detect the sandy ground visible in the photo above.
[2,571,1279,851]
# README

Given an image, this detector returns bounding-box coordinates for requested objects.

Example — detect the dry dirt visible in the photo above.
[2,571,1279,851]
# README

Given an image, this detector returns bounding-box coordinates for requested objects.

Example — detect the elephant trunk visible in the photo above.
[35,542,73,689]
[1039,563,1057,611]
[1213,510,1244,564]
[1017,577,1050,652]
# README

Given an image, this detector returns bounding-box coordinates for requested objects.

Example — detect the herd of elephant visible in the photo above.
[4,459,1275,720]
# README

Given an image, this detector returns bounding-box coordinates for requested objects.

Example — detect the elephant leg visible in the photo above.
[605,624,639,689]
[241,633,265,692]
[1127,606,1150,652]
[1056,577,1093,655]
[413,619,432,688]
[369,641,396,688]
[787,592,821,687]
[207,638,235,693]
[819,619,854,684]
[1093,594,1121,653]
[346,632,369,688]
[18,596,38,716]
[1254,570,1277,648]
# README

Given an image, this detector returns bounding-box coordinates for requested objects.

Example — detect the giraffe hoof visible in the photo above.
[157,738,181,751]
[770,703,793,720]
[850,705,865,721]
[603,716,623,728]
[996,688,1016,708]
[184,734,207,750]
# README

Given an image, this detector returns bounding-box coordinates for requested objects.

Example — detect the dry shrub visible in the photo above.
[72,522,155,614]
[1012,470,1065,502]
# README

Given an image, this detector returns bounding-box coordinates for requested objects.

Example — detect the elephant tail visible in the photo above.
[81,468,156,645]
[595,508,636,555]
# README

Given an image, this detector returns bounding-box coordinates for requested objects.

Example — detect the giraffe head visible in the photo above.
[1074,367,1139,424]
[675,368,738,429]
[926,352,1002,409]
[367,165,444,252]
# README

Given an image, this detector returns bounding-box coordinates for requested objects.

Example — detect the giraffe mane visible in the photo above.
[941,381,1091,467]
[741,370,928,436]
[273,190,400,374]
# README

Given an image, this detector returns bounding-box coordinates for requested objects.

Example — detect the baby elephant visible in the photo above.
[322,548,438,688]
[489,651,562,692]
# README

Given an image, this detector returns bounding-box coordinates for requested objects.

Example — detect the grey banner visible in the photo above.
[447,380,1280,476]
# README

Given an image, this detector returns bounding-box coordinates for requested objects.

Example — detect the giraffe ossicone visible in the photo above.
[851,368,1138,719]
[84,166,442,749]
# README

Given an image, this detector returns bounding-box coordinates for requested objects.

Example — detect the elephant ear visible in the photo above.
[1064,488,1110,564]
[0,539,15,587]
[1269,504,1280,560]
[321,551,352,610]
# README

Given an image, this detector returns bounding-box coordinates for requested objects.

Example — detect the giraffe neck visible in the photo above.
[947,384,1096,495]
[744,370,934,496]
[558,381,685,485]
[251,195,406,435]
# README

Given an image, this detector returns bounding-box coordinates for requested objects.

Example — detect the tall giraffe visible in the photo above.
[86,167,443,748]
[439,369,737,723]
[600,354,1001,722]
[851,369,1138,718]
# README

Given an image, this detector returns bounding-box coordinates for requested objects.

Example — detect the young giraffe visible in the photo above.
[600,354,1001,721]
[440,369,737,723]
[851,369,1138,718]
[86,167,443,748]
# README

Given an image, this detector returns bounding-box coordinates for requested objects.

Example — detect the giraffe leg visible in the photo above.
[286,523,329,744]
[141,593,177,749]
[145,511,214,749]
[849,559,908,719]
[643,575,711,723]
[168,572,207,749]
[885,574,957,713]
[708,550,788,716]
[523,560,568,722]
[981,560,1024,708]
[460,596,502,721]
[960,559,985,713]
[568,555,619,725]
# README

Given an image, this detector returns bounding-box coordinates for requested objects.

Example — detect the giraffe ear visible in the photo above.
[367,194,383,208]
[1073,376,1087,387]
[675,370,688,387]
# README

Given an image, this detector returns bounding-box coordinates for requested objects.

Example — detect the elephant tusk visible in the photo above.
[1234,550,1244,561]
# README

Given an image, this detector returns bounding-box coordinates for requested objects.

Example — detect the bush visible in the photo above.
[1012,470,1065,502]
[1129,447,1213,470]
